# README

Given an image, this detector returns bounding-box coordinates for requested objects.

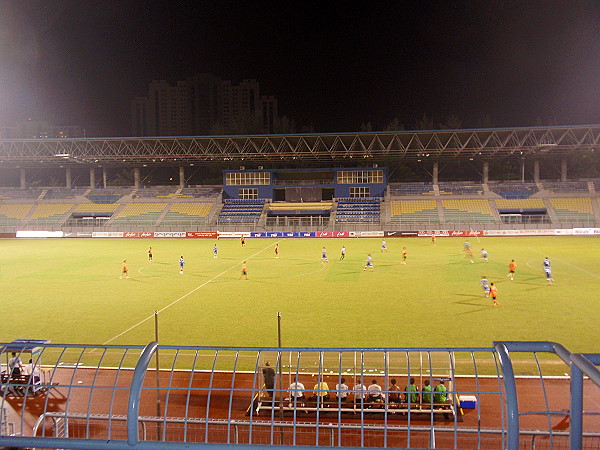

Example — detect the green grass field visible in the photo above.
[1,236,598,355]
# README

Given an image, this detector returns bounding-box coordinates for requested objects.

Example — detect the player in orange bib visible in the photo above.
[489,283,500,306]
[507,260,517,280]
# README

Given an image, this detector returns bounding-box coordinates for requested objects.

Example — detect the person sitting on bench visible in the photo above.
[8,352,24,377]
[387,378,402,403]
[23,359,41,383]
[311,380,330,404]
[288,379,306,406]
[404,377,419,403]
[434,380,448,403]
[422,379,433,405]
[368,379,383,402]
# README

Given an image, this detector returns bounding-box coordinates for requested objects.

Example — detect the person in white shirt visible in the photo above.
[335,377,349,403]
[288,380,306,405]
[8,352,23,376]
[353,382,367,406]
[368,379,383,402]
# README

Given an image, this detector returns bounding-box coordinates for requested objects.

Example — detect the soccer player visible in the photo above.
[364,254,374,271]
[240,261,248,279]
[148,247,153,262]
[466,247,474,263]
[213,244,218,258]
[120,260,129,279]
[544,264,554,285]
[544,257,551,268]
[340,246,346,260]
[507,260,517,280]
[481,276,490,297]
[240,236,246,247]
[179,256,185,274]
[464,241,471,251]
[489,283,500,306]
[381,240,388,252]
[401,247,407,264]
[274,243,279,258]
[431,234,436,245]
[480,248,488,262]
[321,247,329,262]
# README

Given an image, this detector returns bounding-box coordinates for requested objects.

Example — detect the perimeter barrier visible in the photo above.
[1,341,599,449]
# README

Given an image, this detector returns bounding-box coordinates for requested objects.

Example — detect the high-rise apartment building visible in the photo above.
[131,74,278,136]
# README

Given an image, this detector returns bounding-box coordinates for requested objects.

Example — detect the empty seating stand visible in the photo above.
[489,182,538,199]
[390,200,439,224]
[336,197,381,223]
[218,199,265,224]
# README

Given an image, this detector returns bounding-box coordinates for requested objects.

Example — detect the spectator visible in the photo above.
[8,352,23,377]
[404,377,419,403]
[388,378,402,403]
[335,377,349,403]
[368,379,383,402]
[288,379,306,406]
[434,380,448,403]
[262,362,276,398]
[422,379,433,404]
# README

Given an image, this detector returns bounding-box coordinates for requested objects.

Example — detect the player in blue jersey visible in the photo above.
[364,254,374,271]
[544,257,551,268]
[213,244,218,258]
[321,247,329,262]
[544,263,554,285]
[480,248,488,262]
[179,256,185,274]
[480,276,490,297]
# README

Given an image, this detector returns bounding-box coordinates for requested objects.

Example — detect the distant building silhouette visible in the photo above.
[131,74,278,137]
[0,119,84,139]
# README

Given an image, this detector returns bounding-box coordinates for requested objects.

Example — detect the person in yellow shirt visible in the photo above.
[240,261,248,280]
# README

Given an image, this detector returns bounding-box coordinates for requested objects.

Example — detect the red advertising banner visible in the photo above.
[186,232,218,238]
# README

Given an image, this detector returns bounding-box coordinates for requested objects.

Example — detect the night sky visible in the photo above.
[1,1,599,136]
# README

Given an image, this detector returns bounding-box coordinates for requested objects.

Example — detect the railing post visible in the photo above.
[495,342,520,450]
[127,341,159,446]
[569,361,583,450]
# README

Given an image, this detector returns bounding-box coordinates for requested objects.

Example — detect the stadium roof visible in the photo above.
[0,125,599,168]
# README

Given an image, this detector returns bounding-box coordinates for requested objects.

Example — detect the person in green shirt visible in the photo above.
[434,380,448,402]
[404,377,419,403]
[422,379,433,404]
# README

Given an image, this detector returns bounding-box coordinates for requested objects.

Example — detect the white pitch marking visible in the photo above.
[101,241,281,346]
[527,247,600,279]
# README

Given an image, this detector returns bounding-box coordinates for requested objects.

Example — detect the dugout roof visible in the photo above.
[0,125,599,168]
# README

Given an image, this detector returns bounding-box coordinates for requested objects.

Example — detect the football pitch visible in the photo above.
[1,236,598,354]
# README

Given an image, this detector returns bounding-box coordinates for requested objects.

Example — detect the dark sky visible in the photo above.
[1,1,599,136]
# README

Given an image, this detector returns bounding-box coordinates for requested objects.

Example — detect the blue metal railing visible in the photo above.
[1,341,599,449]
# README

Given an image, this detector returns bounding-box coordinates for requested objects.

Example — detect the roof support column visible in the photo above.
[89,168,96,189]
[520,158,525,182]
[561,158,567,182]
[432,161,439,185]
[102,168,108,189]
[134,167,140,189]
[179,166,185,189]
[20,168,26,189]
[482,161,489,184]
[533,160,540,183]
[66,167,72,189]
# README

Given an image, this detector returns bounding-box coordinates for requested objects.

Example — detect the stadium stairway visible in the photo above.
[104,204,127,226]
[155,203,172,226]
[542,198,559,223]
[591,198,600,223]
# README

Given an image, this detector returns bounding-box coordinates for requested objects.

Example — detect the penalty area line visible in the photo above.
[527,247,600,279]
[100,240,281,346]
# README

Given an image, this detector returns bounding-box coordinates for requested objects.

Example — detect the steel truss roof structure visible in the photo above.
[0,125,599,168]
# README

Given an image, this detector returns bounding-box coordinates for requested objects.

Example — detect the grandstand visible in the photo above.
[0,179,597,230]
